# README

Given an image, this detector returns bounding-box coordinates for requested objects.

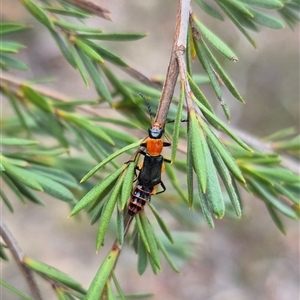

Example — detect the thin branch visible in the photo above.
[0,73,71,102]
[0,222,43,300]
[220,129,300,174]
[64,0,112,20]
[123,66,163,90]
[155,0,191,124]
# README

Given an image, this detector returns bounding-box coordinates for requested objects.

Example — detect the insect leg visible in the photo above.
[155,181,166,195]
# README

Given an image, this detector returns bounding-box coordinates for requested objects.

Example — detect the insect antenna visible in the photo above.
[166,118,189,124]
[139,93,154,124]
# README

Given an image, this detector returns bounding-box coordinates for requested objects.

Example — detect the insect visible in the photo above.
[127,95,172,215]
[128,184,153,216]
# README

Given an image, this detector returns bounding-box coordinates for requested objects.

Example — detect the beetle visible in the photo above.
[127,94,186,215]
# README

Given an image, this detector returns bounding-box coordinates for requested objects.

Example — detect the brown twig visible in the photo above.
[123,66,163,90]
[0,222,43,300]
[155,0,191,124]
[64,0,112,20]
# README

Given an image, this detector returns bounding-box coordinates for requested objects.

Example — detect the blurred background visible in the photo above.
[1,0,299,299]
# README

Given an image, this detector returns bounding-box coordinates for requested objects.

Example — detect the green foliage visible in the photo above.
[0,279,33,300]
[1,0,299,299]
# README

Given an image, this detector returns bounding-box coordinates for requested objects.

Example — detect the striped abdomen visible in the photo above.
[128,184,153,216]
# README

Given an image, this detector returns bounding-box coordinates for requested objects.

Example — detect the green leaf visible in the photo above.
[255,167,299,184]
[24,257,86,294]
[193,37,224,102]
[0,189,14,212]
[188,73,216,115]
[66,123,102,162]
[100,64,134,101]
[25,171,76,203]
[139,212,161,270]
[100,126,137,144]
[202,122,245,183]
[209,141,242,217]
[1,156,28,167]
[188,78,221,129]
[83,248,119,300]
[154,235,180,273]
[200,40,245,103]
[0,54,28,70]
[50,30,77,68]
[53,20,102,32]
[123,293,155,299]
[1,138,38,146]
[66,39,89,86]
[186,130,194,208]
[80,140,140,182]
[22,0,55,30]
[0,41,26,53]
[1,171,25,205]
[200,140,225,219]
[136,214,150,252]
[43,6,90,18]
[96,177,123,249]
[0,279,33,300]
[13,180,45,205]
[116,210,125,245]
[248,179,299,219]
[192,17,238,61]
[2,162,43,191]
[217,1,257,49]
[0,243,9,260]
[197,183,214,228]
[0,23,27,35]
[90,201,105,225]
[112,273,126,300]
[265,203,286,234]
[191,95,252,151]
[69,165,126,216]
[273,183,299,205]
[76,49,112,104]
[137,235,148,275]
[6,90,30,134]
[106,280,116,300]
[76,32,147,41]
[119,162,136,211]
[194,0,224,20]
[189,112,207,193]
[148,202,174,243]
[171,80,185,162]
[263,127,296,142]
[62,112,114,145]
[239,0,283,9]
[186,25,194,74]
[83,41,129,67]
[219,0,254,18]
[31,164,79,190]
[22,85,53,112]
[249,7,285,29]
[165,163,188,203]
[73,38,104,62]
[54,287,68,300]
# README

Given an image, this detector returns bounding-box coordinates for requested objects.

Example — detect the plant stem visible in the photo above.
[156,0,191,124]
[0,222,43,300]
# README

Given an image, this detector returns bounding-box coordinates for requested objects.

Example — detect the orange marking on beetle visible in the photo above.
[146,139,163,156]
